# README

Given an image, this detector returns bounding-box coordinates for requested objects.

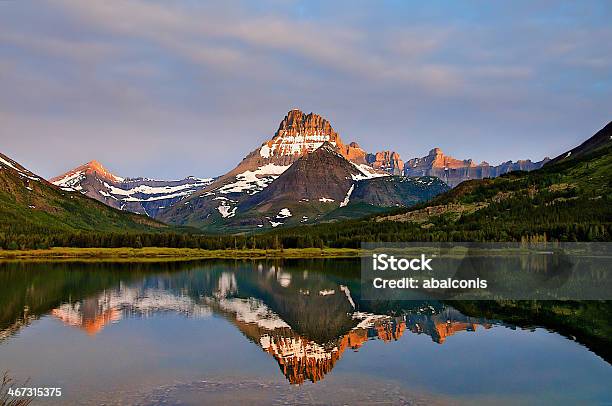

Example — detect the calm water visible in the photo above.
[0,259,610,405]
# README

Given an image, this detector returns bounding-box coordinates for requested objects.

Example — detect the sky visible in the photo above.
[0,0,610,179]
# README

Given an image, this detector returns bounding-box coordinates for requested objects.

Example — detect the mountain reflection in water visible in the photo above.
[0,259,610,388]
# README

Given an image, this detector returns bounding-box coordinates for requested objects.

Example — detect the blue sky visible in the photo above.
[0,0,610,179]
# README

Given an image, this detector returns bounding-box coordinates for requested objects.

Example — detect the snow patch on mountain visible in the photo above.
[277,208,292,218]
[0,156,41,181]
[217,204,236,218]
[267,133,337,157]
[340,184,354,207]
[216,297,290,330]
[259,144,271,158]
[351,162,389,180]
[218,164,290,195]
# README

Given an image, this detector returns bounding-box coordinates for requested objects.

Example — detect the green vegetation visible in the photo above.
[0,161,166,238]
[0,247,360,260]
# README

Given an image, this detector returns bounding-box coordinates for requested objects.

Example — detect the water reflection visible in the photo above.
[0,259,610,387]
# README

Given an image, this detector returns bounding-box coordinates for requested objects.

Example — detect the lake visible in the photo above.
[0,259,610,405]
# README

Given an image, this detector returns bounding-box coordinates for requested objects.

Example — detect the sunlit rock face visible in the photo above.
[366,150,405,175]
[404,148,549,187]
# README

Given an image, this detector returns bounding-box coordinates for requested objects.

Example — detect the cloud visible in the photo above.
[0,0,610,179]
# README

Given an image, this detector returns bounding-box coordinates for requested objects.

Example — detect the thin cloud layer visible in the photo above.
[0,0,610,179]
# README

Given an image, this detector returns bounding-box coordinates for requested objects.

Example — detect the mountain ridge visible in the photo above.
[403,147,549,187]
[0,152,166,238]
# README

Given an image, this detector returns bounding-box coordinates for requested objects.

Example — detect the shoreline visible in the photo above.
[0,247,361,261]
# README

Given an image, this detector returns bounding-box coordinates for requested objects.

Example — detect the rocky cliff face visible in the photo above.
[221,109,375,179]
[366,151,404,175]
[404,148,549,187]
[51,161,213,217]
[260,109,367,164]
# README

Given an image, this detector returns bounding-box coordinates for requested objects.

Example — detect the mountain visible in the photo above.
[0,153,166,237]
[51,160,213,217]
[403,147,549,187]
[233,108,371,171]
[159,109,446,232]
[241,143,362,204]
[158,110,378,227]
[208,109,376,189]
[366,151,404,175]
[159,141,389,230]
[265,121,611,244]
[158,110,447,231]
[350,175,449,207]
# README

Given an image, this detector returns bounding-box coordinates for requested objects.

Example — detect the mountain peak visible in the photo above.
[252,109,347,165]
[51,160,123,185]
[84,159,106,172]
[366,150,405,175]
[80,160,122,182]
[406,147,548,187]
[274,109,340,143]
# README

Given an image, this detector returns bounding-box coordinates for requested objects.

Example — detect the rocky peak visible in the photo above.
[276,109,339,140]
[260,109,343,161]
[410,148,475,169]
[366,150,404,175]
[223,109,367,178]
[83,160,121,180]
[51,160,123,185]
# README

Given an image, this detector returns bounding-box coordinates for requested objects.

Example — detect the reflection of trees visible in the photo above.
[0,261,198,339]
[452,300,612,363]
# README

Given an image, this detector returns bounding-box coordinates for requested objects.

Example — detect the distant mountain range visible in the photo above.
[366,147,548,187]
[1,108,580,234]
[403,147,548,187]
[51,160,213,218]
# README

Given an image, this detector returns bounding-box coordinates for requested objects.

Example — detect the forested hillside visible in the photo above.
[0,153,167,249]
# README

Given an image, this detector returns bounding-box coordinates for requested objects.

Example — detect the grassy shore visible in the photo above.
[0,247,361,260]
